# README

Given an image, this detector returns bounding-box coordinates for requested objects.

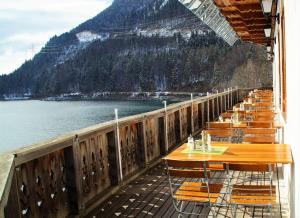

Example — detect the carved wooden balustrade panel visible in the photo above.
[167,112,176,148]
[144,118,161,163]
[119,123,143,177]
[76,133,111,206]
[180,107,189,139]
[15,150,70,218]
[193,103,199,131]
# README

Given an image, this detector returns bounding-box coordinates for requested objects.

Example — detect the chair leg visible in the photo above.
[177,201,185,218]
[210,205,217,218]
[230,204,237,218]
[269,206,273,218]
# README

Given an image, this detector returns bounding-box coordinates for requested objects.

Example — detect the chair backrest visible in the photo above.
[207,122,231,129]
[254,108,274,112]
[165,160,210,179]
[242,136,276,144]
[206,129,233,138]
[242,128,276,135]
[252,116,275,121]
[225,163,275,172]
[248,121,273,128]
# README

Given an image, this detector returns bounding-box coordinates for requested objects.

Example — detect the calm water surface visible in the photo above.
[0,100,164,153]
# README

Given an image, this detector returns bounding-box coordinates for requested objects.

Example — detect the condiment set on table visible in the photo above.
[187,130,212,152]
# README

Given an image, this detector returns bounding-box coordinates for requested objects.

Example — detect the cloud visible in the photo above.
[1,31,58,44]
[0,0,113,75]
[0,49,32,74]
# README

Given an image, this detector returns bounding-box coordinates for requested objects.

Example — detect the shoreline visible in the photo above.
[1,91,206,102]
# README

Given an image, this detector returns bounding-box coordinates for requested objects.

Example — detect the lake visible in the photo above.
[0,100,165,153]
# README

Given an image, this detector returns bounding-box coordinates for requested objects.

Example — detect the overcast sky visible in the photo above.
[0,0,113,75]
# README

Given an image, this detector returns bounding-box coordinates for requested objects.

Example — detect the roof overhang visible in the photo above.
[179,0,277,47]
[179,0,240,46]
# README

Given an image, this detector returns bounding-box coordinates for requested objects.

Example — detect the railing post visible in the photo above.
[114,109,123,183]
[212,94,215,120]
[179,108,183,140]
[207,92,210,122]
[190,93,194,134]
[163,101,168,153]
[201,101,205,128]
[227,88,230,109]
[224,89,227,111]
[220,90,223,113]
[216,90,220,116]
[142,119,148,165]
[236,86,239,103]
[230,87,233,108]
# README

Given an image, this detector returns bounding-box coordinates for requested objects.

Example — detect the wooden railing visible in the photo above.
[0,87,247,218]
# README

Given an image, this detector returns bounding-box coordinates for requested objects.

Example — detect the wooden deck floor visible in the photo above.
[87,163,289,218]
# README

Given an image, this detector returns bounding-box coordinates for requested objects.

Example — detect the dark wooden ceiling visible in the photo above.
[214,0,273,45]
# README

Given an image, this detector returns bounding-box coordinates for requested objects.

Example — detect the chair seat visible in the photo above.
[208,163,225,171]
[175,182,222,203]
[230,184,276,206]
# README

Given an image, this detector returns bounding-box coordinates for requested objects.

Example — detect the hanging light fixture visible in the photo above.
[178,0,239,46]
[261,0,273,14]
[264,28,271,37]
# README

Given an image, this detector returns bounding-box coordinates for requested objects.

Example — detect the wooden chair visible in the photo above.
[224,163,276,217]
[165,160,223,217]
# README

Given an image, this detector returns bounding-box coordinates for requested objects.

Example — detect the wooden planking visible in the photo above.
[88,163,286,218]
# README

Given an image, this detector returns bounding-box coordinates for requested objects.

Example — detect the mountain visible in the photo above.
[0,0,272,98]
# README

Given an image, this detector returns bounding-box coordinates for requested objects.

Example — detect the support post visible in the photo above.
[207,92,210,122]
[190,93,194,134]
[163,101,168,153]
[220,90,223,113]
[230,87,233,108]
[114,109,123,183]
[227,88,230,109]
[224,89,227,111]
[216,90,219,116]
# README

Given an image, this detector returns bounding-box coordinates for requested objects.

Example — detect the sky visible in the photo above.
[0,0,113,75]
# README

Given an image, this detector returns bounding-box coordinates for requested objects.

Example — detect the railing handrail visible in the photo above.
[11,88,237,164]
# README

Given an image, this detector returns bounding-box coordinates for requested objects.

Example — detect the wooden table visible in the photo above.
[163,143,292,164]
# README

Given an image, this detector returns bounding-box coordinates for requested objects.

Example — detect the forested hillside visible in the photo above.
[0,0,272,98]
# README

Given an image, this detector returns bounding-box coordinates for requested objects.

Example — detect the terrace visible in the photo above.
[0,88,293,218]
[1,0,298,217]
